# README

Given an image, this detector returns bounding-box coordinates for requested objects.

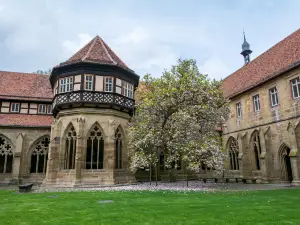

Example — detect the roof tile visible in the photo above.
[0,114,52,127]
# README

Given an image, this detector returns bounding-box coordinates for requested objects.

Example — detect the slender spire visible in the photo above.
[241,31,252,65]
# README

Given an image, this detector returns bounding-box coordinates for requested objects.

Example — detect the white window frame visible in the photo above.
[47,105,52,114]
[105,77,113,92]
[10,103,20,113]
[291,77,300,99]
[59,77,73,93]
[84,74,93,91]
[38,104,46,114]
[253,94,260,112]
[236,102,242,118]
[269,87,279,107]
[123,82,133,98]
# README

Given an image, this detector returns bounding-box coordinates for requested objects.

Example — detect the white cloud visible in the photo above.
[61,33,93,59]
[198,57,230,80]
[112,26,178,77]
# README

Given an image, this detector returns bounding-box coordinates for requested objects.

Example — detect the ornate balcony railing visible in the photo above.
[53,90,134,112]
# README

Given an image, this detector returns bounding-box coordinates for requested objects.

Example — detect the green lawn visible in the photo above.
[0,189,300,225]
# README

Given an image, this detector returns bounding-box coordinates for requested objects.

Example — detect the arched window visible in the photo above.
[228,138,239,170]
[0,135,13,173]
[252,132,261,170]
[115,127,123,169]
[30,136,49,173]
[86,124,104,169]
[64,124,77,169]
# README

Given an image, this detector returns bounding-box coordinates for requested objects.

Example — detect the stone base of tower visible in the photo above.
[43,108,135,188]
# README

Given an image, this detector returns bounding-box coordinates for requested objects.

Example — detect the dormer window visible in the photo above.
[38,104,46,114]
[123,82,133,99]
[11,103,20,113]
[105,77,113,92]
[85,75,93,91]
[59,77,73,93]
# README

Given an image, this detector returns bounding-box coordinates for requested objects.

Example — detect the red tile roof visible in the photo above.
[60,35,131,71]
[0,114,52,127]
[0,71,53,101]
[222,29,300,98]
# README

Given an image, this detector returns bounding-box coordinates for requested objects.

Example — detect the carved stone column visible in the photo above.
[11,133,25,184]
[44,120,60,186]
[104,119,116,185]
[74,116,85,186]
[287,123,300,183]
[259,129,268,183]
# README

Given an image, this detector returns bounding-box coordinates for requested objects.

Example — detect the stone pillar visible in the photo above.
[290,157,300,183]
[237,137,243,175]
[11,133,25,184]
[74,117,85,186]
[44,121,61,186]
[104,119,116,185]
[259,130,268,183]
[287,124,300,183]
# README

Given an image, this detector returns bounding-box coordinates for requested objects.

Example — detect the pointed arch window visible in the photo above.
[64,125,77,169]
[0,135,13,173]
[30,136,49,173]
[229,138,239,170]
[115,128,123,169]
[253,132,261,170]
[86,124,104,169]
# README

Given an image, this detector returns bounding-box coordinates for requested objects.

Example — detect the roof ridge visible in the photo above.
[82,36,97,61]
[0,70,49,77]
[98,37,117,65]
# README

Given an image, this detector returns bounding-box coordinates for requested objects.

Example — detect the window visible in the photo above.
[38,104,46,114]
[291,77,300,99]
[228,138,239,170]
[30,136,49,173]
[64,124,77,169]
[252,132,261,170]
[59,77,73,93]
[123,82,133,98]
[10,103,20,113]
[269,87,279,107]
[105,77,113,92]
[85,75,93,91]
[236,102,242,118]
[86,124,104,169]
[253,95,260,112]
[115,127,123,169]
[0,135,13,173]
[47,105,52,114]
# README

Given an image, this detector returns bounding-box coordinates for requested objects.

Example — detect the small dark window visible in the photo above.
[269,87,279,107]
[291,77,300,99]
[38,104,46,114]
[236,102,242,118]
[253,95,260,112]
[47,105,52,114]
[10,103,20,113]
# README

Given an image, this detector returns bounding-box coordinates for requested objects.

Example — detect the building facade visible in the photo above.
[0,36,139,186]
[222,29,300,183]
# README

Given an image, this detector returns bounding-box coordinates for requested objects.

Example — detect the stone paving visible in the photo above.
[1,181,300,193]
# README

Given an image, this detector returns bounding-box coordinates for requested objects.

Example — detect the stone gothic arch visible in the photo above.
[0,134,14,174]
[115,125,125,169]
[227,137,239,170]
[29,135,50,173]
[249,130,262,171]
[63,123,77,169]
[85,122,105,169]
[278,143,293,182]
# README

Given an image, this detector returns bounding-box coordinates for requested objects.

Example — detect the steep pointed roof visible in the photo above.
[60,36,131,71]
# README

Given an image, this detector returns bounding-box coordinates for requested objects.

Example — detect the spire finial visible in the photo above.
[240,30,252,65]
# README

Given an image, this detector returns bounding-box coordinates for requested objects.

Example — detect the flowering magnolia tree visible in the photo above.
[128,59,229,182]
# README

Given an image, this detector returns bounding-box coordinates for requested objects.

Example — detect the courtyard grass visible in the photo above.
[0,189,300,225]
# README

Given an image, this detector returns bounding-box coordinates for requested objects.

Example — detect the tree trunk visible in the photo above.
[155,162,158,186]
[149,163,152,185]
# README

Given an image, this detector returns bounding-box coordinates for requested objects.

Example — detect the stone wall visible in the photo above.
[223,66,300,183]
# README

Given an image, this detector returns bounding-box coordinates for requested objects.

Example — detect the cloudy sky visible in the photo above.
[0,0,299,80]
